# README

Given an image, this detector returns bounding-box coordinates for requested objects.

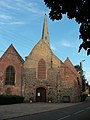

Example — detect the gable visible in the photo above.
[0,44,24,64]
[24,39,63,68]
[24,39,52,67]
[64,57,80,79]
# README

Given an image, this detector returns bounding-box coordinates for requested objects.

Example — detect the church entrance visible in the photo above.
[36,87,46,102]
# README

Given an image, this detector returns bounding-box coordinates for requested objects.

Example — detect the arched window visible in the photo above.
[5,65,15,85]
[38,59,46,79]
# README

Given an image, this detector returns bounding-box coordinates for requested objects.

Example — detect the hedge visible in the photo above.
[81,93,88,101]
[0,95,24,105]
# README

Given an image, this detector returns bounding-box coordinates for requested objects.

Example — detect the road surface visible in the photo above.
[7,102,90,120]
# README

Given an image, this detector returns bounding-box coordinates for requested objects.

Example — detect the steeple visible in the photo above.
[42,13,50,47]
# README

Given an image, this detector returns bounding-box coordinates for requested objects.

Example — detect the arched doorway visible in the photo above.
[36,87,46,102]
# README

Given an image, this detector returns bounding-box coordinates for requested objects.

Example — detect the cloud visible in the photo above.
[0,14,13,25]
[0,13,25,25]
[51,44,57,51]
[0,1,18,10]
[0,14,11,20]
[16,1,44,15]
[60,40,74,47]
[0,0,44,15]
[9,21,25,25]
[0,0,45,25]
[0,21,25,25]
[86,71,90,84]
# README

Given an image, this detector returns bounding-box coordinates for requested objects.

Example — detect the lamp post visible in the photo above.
[80,60,85,101]
[80,60,85,76]
[80,60,85,84]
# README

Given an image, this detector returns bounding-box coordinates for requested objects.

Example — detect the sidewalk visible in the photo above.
[0,103,80,120]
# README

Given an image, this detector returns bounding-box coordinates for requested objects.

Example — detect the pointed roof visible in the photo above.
[1,44,24,64]
[64,57,74,67]
[42,13,50,47]
[64,57,80,78]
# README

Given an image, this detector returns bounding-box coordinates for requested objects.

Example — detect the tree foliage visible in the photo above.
[44,0,90,55]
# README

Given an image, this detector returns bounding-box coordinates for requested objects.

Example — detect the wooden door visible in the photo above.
[36,87,46,102]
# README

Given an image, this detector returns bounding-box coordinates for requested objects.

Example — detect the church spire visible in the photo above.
[42,13,50,47]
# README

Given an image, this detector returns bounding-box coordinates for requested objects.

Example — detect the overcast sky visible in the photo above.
[0,0,90,84]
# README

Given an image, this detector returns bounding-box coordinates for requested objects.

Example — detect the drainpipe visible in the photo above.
[20,65,23,96]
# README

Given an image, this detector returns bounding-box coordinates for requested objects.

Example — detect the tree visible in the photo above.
[44,0,90,55]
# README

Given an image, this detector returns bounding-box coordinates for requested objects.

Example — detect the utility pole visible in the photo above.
[80,60,85,101]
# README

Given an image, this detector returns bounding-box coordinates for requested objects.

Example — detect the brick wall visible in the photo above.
[0,45,23,96]
[23,39,81,102]
[0,42,81,103]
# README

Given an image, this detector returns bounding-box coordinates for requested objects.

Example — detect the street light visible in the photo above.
[80,60,86,101]
[80,60,85,77]
[80,60,85,70]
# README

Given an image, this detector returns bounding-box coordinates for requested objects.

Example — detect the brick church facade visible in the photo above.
[0,14,81,102]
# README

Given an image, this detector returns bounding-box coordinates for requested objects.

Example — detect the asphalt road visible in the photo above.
[6,102,90,120]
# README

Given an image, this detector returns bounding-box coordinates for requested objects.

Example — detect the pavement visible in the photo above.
[0,102,81,120]
[85,96,90,102]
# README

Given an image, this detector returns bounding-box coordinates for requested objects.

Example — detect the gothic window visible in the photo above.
[38,59,46,79]
[5,65,15,85]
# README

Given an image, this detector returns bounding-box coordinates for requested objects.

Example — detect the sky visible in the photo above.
[0,0,90,84]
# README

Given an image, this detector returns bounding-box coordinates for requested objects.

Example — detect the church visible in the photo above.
[0,14,81,103]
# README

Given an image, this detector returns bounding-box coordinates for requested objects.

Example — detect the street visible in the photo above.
[7,102,90,120]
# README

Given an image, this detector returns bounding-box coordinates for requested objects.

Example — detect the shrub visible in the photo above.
[81,93,88,101]
[0,95,24,105]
